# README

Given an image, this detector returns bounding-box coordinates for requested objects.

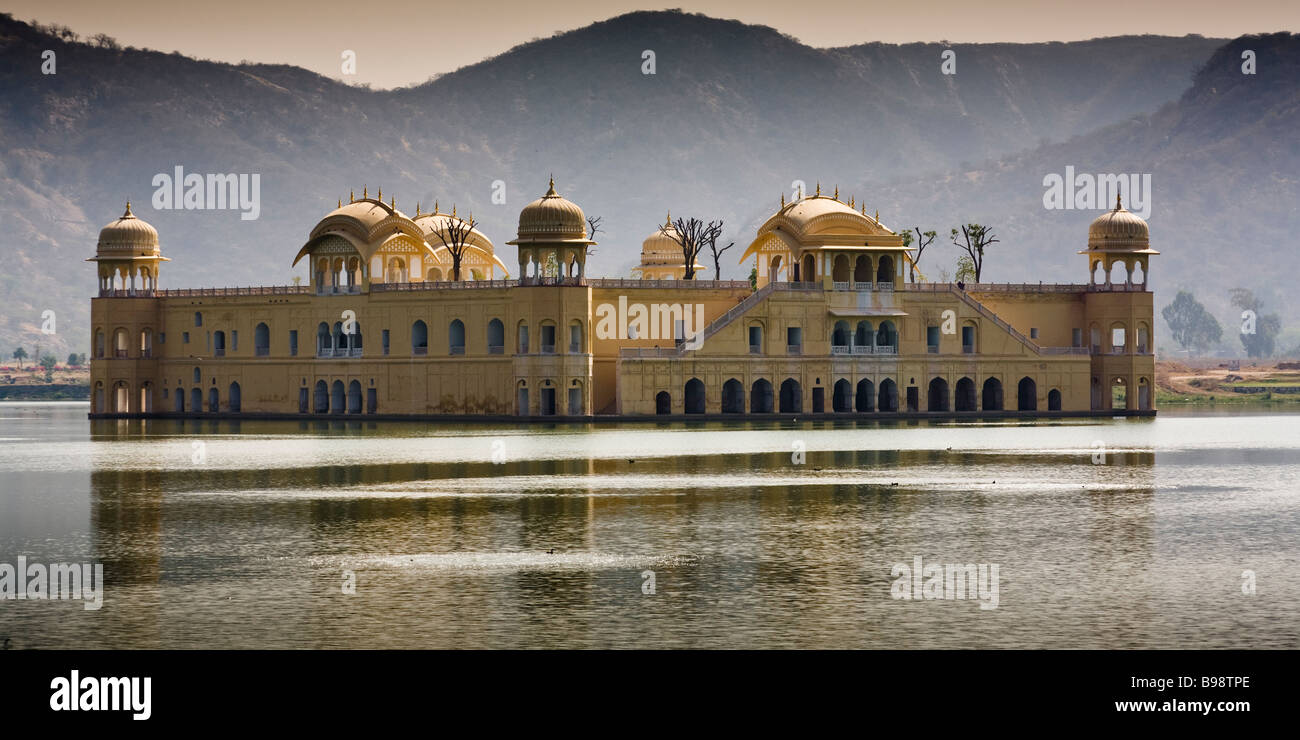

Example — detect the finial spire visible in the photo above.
[363,185,368,199]
[781,192,786,207]
[122,201,133,218]
[546,175,557,196]
[377,186,382,201]
[433,199,439,214]
[874,209,879,222]
[452,204,457,217]
[665,211,672,226]
[815,182,821,197]
[349,189,354,203]
[1116,191,1123,210]
[391,195,395,209]
[833,185,839,201]
[416,201,421,216]
[338,198,342,208]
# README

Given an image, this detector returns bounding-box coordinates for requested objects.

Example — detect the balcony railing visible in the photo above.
[569,343,582,354]
[114,350,128,358]
[214,348,225,357]
[831,345,850,355]
[488,345,504,355]
[540,344,556,354]
[927,345,939,354]
[962,345,975,354]
[787,344,802,355]
[255,347,269,357]
[412,346,428,356]
[316,347,363,358]
[449,346,465,355]
[749,344,762,354]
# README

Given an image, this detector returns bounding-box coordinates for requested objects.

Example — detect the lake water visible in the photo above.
[1,402,1297,649]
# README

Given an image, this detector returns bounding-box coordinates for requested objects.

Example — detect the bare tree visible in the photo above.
[903,227,936,281]
[663,217,723,280]
[950,223,998,283]
[585,215,602,256]
[707,236,734,280]
[433,211,478,281]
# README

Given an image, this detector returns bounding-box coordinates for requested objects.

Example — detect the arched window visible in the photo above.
[213,330,226,357]
[449,319,465,355]
[113,328,130,358]
[831,321,850,351]
[856,378,875,412]
[207,386,219,413]
[1110,322,1127,354]
[1136,323,1150,354]
[193,366,201,384]
[95,329,105,358]
[347,380,362,414]
[1018,377,1038,411]
[314,380,329,413]
[427,267,443,282]
[877,378,898,412]
[331,380,345,412]
[982,378,1004,411]
[517,321,530,354]
[750,379,774,413]
[876,321,897,352]
[876,255,894,284]
[487,319,505,354]
[568,320,584,354]
[317,322,330,355]
[854,255,871,284]
[833,379,853,412]
[779,378,801,413]
[800,253,815,283]
[411,320,428,355]
[955,377,976,411]
[928,377,950,412]
[832,254,850,283]
[140,328,153,358]
[655,391,671,415]
[229,382,241,412]
[254,323,270,356]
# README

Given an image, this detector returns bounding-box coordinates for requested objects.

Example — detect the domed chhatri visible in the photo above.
[1087,194,1150,251]
[509,177,593,245]
[96,201,160,255]
[633,213,707,280]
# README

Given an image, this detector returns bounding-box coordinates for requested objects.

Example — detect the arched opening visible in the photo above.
[1132,261,1146,285]
[140,328,153,358]
[487,319,505,353]
[449,319,465,355]
[1091,376,1103,410]
[517,321,529,354]
[174,384,184,412]
[1136,324,1150,354]
[1047,388,1062,411]
[779,378,802,413]
[95,330,105,359]
[317,322,331,355]
[722,379,745,413]
[1108,260,1124,285]
[1017,377,1037,411]
[207,386,219,413]
[113,381,130,413]
[1110,322,1127,354]
[516,381,529,416]
[832,379,853,412]
[750,379,774,413]
[684,378,706,414]
[332,322,347,353]
[854,255,871,284]
[411,320,428,355]
[655,391,672,415]
[568,320,584,353]
[800,253,815,283]
[955,377,976,411]
[254,323,270,356]
[927,377,950,412]
[1111,377,1128,410]
[386,257,407,283]
[347,380,362,414]
[139,382,153,413]
[331,380,345,412]
[567,380,584,415]
[229,382,241,412]
[876,254,894,284]
[768,255,783,282]
[94,382,105,413]
[427,267,443,282]
[1138,377,1151,410]
[982,378,1004,411]
[190,388,202,413]
[831,320,850,351]
[876,321,897,353]
[856,379,875,412]
[854,321,873,353]
[113,328,130,358]
[878,378,898,412]
[832,254,850,282]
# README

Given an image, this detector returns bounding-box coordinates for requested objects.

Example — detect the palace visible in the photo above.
[88,179,1156,419]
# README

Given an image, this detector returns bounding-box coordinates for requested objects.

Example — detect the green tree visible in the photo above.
[954,255,976,283]
[748,266,758,290]
[67,353,80,367]
[11,347,26,369]
[1229,288,1281,358]
[39,354,57,372]
[901,228,936,281]
[1162,290,1222,355]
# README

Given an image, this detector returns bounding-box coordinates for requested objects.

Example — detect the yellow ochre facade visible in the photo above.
[89,181,1157,419]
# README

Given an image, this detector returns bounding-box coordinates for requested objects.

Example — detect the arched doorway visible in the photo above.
[876,254,893,284]
[1017,377,1037,411]
[347,380,362,414]
[721,379,745,413]
[832,379,852,412]
[750,379,774,413]
[684,378,705,414]
[856,379,875,412]
[1047,388,1062,411]
[228,382,241,413]
[878,378,898,412]
[331,380,345,413]
[207,387,219,413]
[779,378,801,413]
[1138,377,1151,410]
[982,378,1003,411]
[927,377,949,412]
[955,377,976,411]
[655,391,671,415]
[314,380,329,413]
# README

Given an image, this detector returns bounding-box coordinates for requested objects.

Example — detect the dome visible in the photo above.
[97,202,159,256]
[509,178,591,245]
[1087,195,1149,250]
[640,214,687,265]
[414,206,495,251]
[315,197,405,234]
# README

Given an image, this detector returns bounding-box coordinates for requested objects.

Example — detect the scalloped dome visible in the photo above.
[640,214,685,265]
[1088,195,1149,250]
[511,178,590,244]
[97,202,159,256]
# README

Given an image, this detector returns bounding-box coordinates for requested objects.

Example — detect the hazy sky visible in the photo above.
[10,0,1297,88]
